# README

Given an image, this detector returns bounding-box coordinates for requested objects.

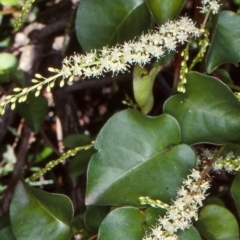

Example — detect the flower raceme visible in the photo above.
[141,169,210,240]
[61,17,201,79]
[0,17,201,115]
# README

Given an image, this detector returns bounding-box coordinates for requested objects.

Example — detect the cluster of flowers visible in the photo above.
[0,17,201,115]
[197,148,240,173]
[199,0,221,15]
[142,169,210,240]
[61,17,201,80]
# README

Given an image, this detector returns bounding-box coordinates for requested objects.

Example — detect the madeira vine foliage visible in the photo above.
[1,0,240,239]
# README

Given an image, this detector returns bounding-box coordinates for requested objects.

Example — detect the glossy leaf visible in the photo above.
[0,227,16,240]
[72,215,91,239]
[204,197,225,207]
[10,180,73,240]
[133,65,161,114]
[146,0,187,25]
[214,68,233,84]
[221,143,240,156]
[163,71,240,145]
[84,206,110,233]
[0,215,16,240]
[68,147,96,184]
[178,226,201,240]
[195,204,239,240]
[144,207,166,234]
[206,11,240,73]
[16,93,48,133]
[63,133,92,148]
[97,207,145,240]
[231,172,240,217]
[76,0,151,51]
[86,109,196,206]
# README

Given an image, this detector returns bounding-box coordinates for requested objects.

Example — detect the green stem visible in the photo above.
[201,9,212,29]
[227,84,240,92]
[27,143,94,182]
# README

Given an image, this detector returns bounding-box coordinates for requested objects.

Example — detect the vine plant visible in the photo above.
[1,0,240,239]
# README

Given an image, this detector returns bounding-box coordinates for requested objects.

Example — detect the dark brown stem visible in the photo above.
[200,145,226,179]
[0,126,32,216]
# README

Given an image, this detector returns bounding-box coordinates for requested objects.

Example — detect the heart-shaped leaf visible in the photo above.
[97,207,145,240]
[75,0,151,51]
[146,0,187,25]
[195,204,239,240]
[16,93,48,133]
[86,109,196,206]
[10,180,73,240]
[206,11,240,73]
[163,71,240,145]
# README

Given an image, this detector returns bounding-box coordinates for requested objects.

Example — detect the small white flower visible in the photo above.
[189,169,201,181]
[143,169,209,240]
[61,17,201,81]
[199,0,221,14]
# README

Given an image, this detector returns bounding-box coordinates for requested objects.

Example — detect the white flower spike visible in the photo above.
[61,17,201,80]
[142,170,210,240]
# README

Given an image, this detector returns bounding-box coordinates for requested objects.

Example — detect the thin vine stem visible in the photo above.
[27,142,94,182]
[201,8,212,29]
[200,145,226,179]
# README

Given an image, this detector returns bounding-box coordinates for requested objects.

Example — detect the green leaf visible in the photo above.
[204,197,225,207]
[178,226,202,240]
[233,0,240,5]
[0,0,22,6]
[63,133,92,148]
[144,207,166,234]
[221,143,240,156]
[133,65,161,114]
[206,11,240,73]
[231,172,240,217]
[0,215,16,240]
[195,204,239,240]
[0,53,18,82]
[97,207,145,240]
[16,93,48,133]
[214,68,234,84]
[163,71,240,145]
[86,109,196,206]
[0,227,16,240]
[146,0,187,25]
[75,0,151,51]
[69,147,96,184]
[72,215,91,238]
[10,180,73,240]
[84,206,110,233]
